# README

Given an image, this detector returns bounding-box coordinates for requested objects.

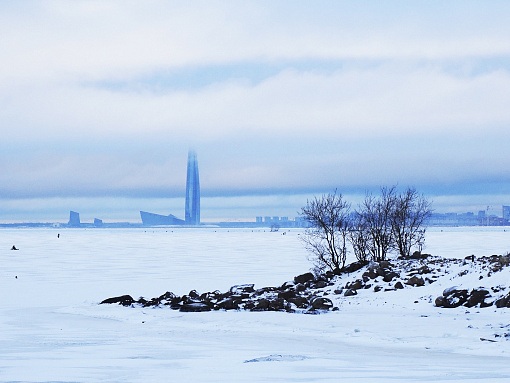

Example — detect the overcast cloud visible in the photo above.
[2,1,510,222]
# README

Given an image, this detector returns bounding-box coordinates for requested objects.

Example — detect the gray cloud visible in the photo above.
[1,1,510,221]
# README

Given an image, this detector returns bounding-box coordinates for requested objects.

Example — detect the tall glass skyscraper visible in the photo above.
[185,150,200,225]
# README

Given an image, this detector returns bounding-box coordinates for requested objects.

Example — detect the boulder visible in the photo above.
[216,297,239,310]
[465,289,492,308]
[434,296,446,307]
[180,302,212,312]
[344,289,357,297]
[278,290,298,301]
[383,271,399,283]
[406,276,425,287]
[363,267,379,280]
[100,295,136,306]
[394,281,404,289]
[268,298,286,311]
[410,251,430,259]
[314,280,328,289]
[343,261,367,273]
[348,279,364,290]
[495,293,510,308]
[253,298,270,311]
[438,288,469,308]
[288,296,309,308]
[294,272,315,284]
[379,260,391,269]
[230,284,255,295]
[311,297,333,310]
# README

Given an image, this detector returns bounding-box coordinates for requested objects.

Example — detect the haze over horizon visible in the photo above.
[2,1,510,223]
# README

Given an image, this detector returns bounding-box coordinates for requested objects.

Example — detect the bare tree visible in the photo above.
[391,187,432,257]
[300,191,351,273]
[357,186,397,262]
[349,212,371,263]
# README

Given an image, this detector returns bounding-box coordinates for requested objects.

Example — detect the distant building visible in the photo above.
[140,211,185,225]
[503,206,510,221]
[94,218,103,227]
[68,211,80,227]
[185,150,200,225]
[140,150,200,226]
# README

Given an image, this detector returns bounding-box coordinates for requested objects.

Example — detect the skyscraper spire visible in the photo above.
[185,150,200,225]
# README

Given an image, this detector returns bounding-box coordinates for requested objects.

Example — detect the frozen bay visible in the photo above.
[1,227,510,382]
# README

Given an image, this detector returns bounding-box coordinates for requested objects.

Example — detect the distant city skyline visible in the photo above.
[1,2,510,222]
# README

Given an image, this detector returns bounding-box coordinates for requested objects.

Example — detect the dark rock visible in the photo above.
[383,271,399,283]
[349,279,364,290]
[333,289,343,295]
[344,289,357,297]
[230,284,255,295]
[379,260,391,269]
[280,281,295,290]
[363,267,379,280]
[180,302,212,312]
[269,298,286,311]
[295,283,306,292]
[100,295,135,306]
[406,275,425,287]
[255,286,277,295]
[495,293,510,308]
[441,288,469,308]
[311,297,333,310]
[374,285,383,292]
[216,298,239,310]
[343,261,367,273]
[253,298,270,310]
[253,298,287,311]
[287,296,309,308]
[294,272,315,284]
[417,266,431,274]
[394,281,404,289]
[278,290,298,301]
[314,280,328,289]
[465,289,492,308]
[434,296,446,307]
[410,251,430,259]
[200,290,221,302]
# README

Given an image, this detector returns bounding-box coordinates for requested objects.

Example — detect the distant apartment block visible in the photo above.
[503,206,510,221]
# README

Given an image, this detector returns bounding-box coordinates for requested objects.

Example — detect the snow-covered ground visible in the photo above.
[1,227,510,382]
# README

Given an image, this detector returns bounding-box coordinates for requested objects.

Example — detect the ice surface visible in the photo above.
[1,227,510,382]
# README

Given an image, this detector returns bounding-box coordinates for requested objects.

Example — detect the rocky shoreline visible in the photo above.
[101,252,510,313]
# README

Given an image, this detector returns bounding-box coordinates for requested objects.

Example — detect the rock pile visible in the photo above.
[434,287,493,308]
[101,252,510,313]
[101,273,337,313]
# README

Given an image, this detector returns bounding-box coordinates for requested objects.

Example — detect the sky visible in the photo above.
[1,1,510,223]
